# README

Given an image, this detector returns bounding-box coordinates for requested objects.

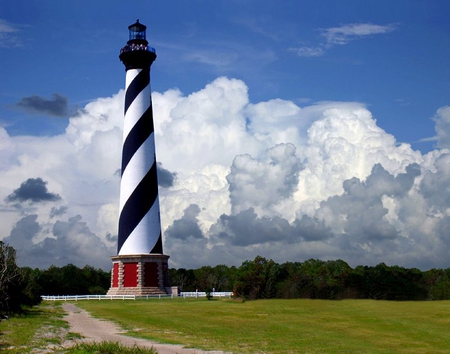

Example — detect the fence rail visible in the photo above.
[42,294,139,301]
[180,292,233,298]
[41,292,233,301]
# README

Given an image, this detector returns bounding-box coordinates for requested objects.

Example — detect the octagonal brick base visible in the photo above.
[107,254,170,296]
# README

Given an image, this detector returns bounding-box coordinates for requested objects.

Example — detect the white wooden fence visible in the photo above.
[41,292,233,301]
[180,292,233,298]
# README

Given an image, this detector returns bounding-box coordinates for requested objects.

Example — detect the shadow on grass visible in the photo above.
[18,309,46,317]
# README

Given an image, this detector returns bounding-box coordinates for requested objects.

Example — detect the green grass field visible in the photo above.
[0,303,70,353]
[0,302,157,353]
[1,298,450,353]
[74,298,450,353]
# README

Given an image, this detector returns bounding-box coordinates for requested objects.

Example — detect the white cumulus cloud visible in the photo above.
[1,76,450,271]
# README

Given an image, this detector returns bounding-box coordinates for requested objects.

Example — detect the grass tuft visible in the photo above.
[66,341,157,354]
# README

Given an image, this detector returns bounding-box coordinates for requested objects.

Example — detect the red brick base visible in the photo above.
[107,254,169,296]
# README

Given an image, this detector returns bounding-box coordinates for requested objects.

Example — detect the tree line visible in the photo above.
[0,242,110,315]
[169,255,450,301]
[2,241,450,315]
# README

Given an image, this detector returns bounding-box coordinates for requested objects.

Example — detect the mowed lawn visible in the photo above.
[75,298,450,353]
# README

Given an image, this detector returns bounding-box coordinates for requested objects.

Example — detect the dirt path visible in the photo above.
[62,303,225,354]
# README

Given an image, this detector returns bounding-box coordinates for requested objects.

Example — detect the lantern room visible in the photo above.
[120,19,156,70]
[128,19,147,42]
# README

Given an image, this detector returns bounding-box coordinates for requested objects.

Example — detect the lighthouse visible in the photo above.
[108,20,169,296]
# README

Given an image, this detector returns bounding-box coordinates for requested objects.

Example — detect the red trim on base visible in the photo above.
[123,262,138,287]
[112,263,119,287]
[144,262,159,287]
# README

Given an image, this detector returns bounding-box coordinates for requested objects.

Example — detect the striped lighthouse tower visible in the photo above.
[108,20,170,296]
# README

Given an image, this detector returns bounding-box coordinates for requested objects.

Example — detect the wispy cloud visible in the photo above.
[288,46,324,58]
[183,50,238,68]
[417,136,437,143]
[0,19,22,47]
[290,23,397,58]
[322,23,397,46]
[234,17,280,41]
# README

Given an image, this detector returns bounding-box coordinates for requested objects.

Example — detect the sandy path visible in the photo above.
[62,303,225,354]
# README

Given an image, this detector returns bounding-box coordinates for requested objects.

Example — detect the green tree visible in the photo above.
[234,256,280,300]
[194,266,214,290]
[276,261,304,298]
[39,264,110,295]
[298,259,326,298]
[352,263,428,300]
[82,265,110,294]
[212,264,237,291]
[193,264,236,292]
[169,268,197,291]
[423,268,450,300]
[0,242,22,314]
[315,260,352,299]
[19,267,43,306]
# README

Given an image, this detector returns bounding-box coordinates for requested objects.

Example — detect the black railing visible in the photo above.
[120,44,156,54]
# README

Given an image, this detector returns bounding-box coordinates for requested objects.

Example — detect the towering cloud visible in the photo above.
[0,77,449,270]
[227,143,303,214]
[165,204,205,241]
[433,106,450,149]
[157,163,177,188]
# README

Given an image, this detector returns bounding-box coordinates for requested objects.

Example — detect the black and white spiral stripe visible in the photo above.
[117,67,163,255]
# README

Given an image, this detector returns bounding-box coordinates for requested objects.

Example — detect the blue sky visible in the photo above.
[2,1,449,147]
[2,0,450,271]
